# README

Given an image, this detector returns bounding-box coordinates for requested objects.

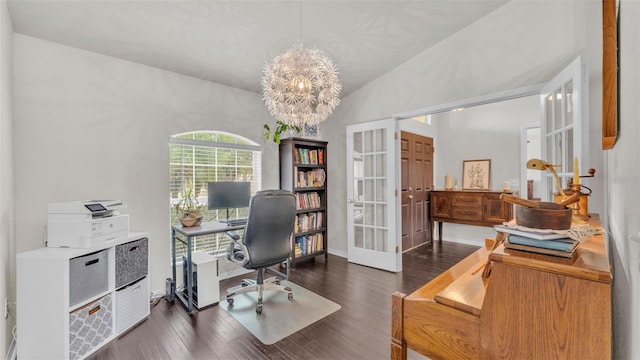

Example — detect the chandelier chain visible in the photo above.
[298,0,302,45]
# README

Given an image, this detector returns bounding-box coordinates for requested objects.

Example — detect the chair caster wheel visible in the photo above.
[227,298,234,306]
[275,280,281,285]
[288,293,293,301]
[256,305,262,314]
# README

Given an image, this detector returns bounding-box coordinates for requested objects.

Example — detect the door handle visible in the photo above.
[409,195,414,199]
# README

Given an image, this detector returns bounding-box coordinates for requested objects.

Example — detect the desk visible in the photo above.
[391,215,611,359]
[171,221,244,313]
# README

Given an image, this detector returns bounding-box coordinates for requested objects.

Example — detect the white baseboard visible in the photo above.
[327,248,346,258]
[437,237,484,247]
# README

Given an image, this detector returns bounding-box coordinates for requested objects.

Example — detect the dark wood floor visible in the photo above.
[93,241,478,360]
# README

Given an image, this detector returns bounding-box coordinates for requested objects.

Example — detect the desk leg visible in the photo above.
[171,228,177,297]
[186,235,194,314]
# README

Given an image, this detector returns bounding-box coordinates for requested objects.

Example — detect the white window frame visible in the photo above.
[169,131,262,258]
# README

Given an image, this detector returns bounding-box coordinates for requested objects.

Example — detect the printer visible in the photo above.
[47,200,129,248]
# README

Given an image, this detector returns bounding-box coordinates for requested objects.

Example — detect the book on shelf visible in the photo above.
[504,240,577,259]
[295,212,324,233]
[506,234,578,252]
[295,148,321,165]
[494,224,570,241]
[296,169,326,188]
[295,192,321,209]
[294,233,324,255]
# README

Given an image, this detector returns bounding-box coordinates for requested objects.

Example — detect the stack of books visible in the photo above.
[494,225,579,258]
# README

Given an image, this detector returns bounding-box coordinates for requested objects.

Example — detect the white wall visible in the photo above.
[327,0,600,253]
[434,96,539,191]
[12,35,279,293]
[0,0,14,356]
[607,0,640,358]
[429,95,539,243]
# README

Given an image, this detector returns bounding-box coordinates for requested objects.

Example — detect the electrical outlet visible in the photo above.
[510,179,520,188]
[3,297,7,319]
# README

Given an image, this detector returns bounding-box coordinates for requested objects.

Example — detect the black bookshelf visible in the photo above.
[279,137,328,265]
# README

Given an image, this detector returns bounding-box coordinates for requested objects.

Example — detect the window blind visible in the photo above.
[169,132,262,256]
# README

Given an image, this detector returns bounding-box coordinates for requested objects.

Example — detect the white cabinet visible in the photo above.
[17,233,150,360]
[187,251,219,309]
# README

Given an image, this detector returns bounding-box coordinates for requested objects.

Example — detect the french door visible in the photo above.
[539,55,588,201]
[346,119,400,272]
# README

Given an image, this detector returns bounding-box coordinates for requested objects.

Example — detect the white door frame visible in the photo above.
[520,122,541,198]
[539,54,588,201]
[346,119,400,272]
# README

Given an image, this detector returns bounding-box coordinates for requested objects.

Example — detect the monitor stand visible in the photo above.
[221,208,247,226]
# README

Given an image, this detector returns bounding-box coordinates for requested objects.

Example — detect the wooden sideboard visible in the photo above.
[391,215,611,360]
[430,190,514,241]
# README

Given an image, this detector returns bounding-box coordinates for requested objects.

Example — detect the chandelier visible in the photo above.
[261,44,342,127]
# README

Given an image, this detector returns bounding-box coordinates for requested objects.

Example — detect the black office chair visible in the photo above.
[225,189,296,314]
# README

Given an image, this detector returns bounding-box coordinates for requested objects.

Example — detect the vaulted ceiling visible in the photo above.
[8,0,508,97]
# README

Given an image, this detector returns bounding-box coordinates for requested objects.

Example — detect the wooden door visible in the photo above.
[401,132,433,251]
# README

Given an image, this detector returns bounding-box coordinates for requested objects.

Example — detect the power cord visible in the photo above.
[4,302,16,360]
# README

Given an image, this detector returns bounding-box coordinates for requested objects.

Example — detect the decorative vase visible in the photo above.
[180,209,203,227]
[445,173,453,190]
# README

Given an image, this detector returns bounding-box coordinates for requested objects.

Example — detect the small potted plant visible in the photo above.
[174,181,204,227]
[264,120,301,144]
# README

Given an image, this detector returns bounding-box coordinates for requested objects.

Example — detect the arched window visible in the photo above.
[169,131,262,256]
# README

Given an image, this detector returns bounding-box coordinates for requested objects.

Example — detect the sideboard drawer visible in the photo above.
[452,195,482,207]
[452,207,483,221]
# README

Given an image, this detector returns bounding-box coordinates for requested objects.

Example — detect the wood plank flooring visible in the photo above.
[92,241,478,360]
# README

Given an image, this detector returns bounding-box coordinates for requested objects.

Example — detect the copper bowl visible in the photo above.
[515,202,572,230]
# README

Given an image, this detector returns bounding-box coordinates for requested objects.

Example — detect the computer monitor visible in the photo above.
[207,181,251,216]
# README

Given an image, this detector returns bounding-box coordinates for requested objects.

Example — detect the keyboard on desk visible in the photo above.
[225,218,247,226]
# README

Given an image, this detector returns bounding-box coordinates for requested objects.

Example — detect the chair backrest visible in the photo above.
[241,189,296,269]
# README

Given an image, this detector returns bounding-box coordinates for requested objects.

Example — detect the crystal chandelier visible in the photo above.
[261,44,342,127]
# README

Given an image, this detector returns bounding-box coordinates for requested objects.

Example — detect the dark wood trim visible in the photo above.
[602,0,618,149]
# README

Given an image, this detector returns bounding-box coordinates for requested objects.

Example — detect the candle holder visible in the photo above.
[564,168,595,223]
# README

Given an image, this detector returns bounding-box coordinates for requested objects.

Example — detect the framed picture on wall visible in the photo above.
[462,159,491,190]
[303,124,320,139]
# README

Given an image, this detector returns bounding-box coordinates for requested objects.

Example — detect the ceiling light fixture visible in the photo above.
[261,2,341,127]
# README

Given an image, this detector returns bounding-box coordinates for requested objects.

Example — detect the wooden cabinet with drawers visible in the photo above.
[430,190,514,241]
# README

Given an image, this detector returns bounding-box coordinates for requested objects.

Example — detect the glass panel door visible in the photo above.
[540,55,587,201]
[347,119,399,272]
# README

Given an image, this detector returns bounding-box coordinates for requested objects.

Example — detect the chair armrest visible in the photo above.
[225,231,240,241]
[224,231,250,267]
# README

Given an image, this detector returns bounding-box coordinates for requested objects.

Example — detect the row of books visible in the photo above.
[294,233,324,256]
[294,147,324,165]
[296,169,325,188]
[295,212,324,234]
[494,224,578,258]
[296,192,322,210]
